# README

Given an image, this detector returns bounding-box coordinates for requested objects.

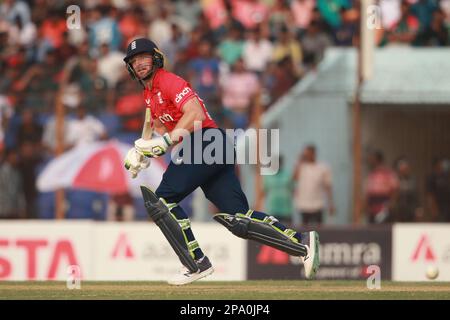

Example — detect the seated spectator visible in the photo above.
[97,43,126,89]
[118,6,145,48]
[160,23,189,70]
[220,58,260,129]
[410,0,438,34]
[114,80,144,133]
[333,7,358,46]
[272,26,303,77]
[268,0,295,40]
[26,24,54,63]
[363,150,399,224]
[67,41,91,83]
[0,0,31,26]
[184,27,203,60]
[379,0,401,30]
[174,0,202,32]
[317,0,351,29]
[172,50,191,80]
[188,40,220,109]
[66,105,107,148]
[39,8,66,49]
[271,57,300,103]
[78,59,109,112]
[211,7,245,43]
[385,1,419,45]
[301,20,333,68]
[417,8,449,46]
[232,0,270,30]
[218,26,244,67]
[8,15,36,48]
[88,5,122,57]
[148,6,173,48]
[202,0,230,32]
[242,26,273,75]
[14,49,60,112]
[291,0,316,37]
[56,32,77,62]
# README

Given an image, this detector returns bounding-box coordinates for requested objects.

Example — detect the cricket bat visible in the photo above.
[142,107,153,140]
[132,108,153,178]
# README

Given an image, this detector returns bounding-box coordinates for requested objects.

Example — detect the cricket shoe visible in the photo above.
[168,256,214,286]
[300,231,320,279]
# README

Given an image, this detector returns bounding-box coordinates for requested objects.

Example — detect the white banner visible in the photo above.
[92,223,247,281]
[0,221,246,281]
[393,224,450,281]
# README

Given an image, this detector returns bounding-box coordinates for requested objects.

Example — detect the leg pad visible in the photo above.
[141,186,199,273]
[214,213,307,256]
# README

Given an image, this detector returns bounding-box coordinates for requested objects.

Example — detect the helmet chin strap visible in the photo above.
[128,63,156,88]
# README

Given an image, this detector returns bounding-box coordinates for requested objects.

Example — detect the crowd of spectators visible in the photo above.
[1,0,450,220]
[363,151,450,223]
[262,147,450,226]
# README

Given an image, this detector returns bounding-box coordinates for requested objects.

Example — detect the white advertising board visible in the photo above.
[0,221,246,281]
[393,224,450,281]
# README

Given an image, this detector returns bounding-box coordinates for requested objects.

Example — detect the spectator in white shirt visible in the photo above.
[242,26,273,74]
[66,106,107,148]
[293,144,335,225]
[97,42,126,88]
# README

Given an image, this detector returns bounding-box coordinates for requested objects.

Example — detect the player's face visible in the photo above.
[130,53,153,79]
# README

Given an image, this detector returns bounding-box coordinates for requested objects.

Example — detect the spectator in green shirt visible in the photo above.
[218,26,244,66]
[317,0,351,29]
[263,156,294,226]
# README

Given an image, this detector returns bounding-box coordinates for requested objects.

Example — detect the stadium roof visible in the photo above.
[360,47,450,105]
[263,47,450,126]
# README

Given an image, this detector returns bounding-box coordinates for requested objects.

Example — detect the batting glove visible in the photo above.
[124,147,151,178]
[135,133,173,158]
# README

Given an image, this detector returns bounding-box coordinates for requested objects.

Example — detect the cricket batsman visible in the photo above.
[123,38,320,285]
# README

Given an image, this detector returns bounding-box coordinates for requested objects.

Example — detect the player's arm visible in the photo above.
[153,117,167,136]
[134,96,205,157]
[169,97,205,143]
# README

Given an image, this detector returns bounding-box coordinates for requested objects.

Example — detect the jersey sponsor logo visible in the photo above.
[157,92,164,104]
[158,113,174,123]
[145,98,151,106]
[175,87,192,103]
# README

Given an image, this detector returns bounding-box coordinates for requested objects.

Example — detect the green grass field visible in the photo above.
[1,281,450,300]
